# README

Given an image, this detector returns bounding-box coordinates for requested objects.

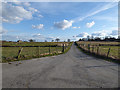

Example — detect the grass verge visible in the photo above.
[75,42,120,64]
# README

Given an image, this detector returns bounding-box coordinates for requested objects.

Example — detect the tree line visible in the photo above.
[16,38,71,42]
[79,36,120,42]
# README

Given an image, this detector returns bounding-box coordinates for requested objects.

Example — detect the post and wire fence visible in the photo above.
[2,43,72,62]
[76,42,119,60]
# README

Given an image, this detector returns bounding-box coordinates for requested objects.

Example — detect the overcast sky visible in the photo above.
[1,1,118,41]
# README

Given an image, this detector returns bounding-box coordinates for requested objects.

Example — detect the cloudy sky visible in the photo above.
[1,1,118,41]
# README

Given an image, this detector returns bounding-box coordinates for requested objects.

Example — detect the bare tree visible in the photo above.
[51,40,54,42]
[87,35,90,41]
[45,40,47,42]
[55,38,60,42]
[68,39,70,42]
[29,39,35,42]
[91,35,94,40]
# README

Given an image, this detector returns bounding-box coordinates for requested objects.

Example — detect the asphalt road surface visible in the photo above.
[2,44,119,88]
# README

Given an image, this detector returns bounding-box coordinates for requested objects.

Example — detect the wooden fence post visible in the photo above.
[107,48,111,58]
[17,48,23,59]
[65,44,66,50]
[38,46,40,57]
[56,45,58,53]
[66,45,67,50]
[92,46,94,53]
[88,44,90,52]
[84,44,85,50]
[49,45,50,54]
[62,44,64,53]
[97,47,99,55]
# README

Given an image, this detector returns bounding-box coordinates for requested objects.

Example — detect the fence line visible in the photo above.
[99,44,120,46]
[2,43,72,62]
[76,43,117,60]
[1,45,58,47]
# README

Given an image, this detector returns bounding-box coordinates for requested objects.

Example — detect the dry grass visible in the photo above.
[2,42,72,62]
[76,41,119,60]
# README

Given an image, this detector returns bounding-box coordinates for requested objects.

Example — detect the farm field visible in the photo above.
[1,41,70,46]
[76,41,120,60]
[98,46,118,59]
[76,41,119,45]
[1,41,72,63]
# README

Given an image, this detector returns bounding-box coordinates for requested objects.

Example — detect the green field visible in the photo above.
[1,41,70,46]
[76,41,118,45]
[1,41,72,63]
[76,41,119,60]
[99,46,118,59]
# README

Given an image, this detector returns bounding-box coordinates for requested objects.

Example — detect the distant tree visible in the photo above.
[87,35,90,41]
[109,37,116,41]
[104,37,109,41]
[79,38,82,41]
[91,35,94,41]
[29,39,35,42]
[116,38,120,42]
[94,37,101,41]
[45,40,47,42]
[51,40,54,42]
[24,41,28,42]
[68,39,70,42]
[91,35,94,39]
[55,38,60,42]
[102,36,116,41]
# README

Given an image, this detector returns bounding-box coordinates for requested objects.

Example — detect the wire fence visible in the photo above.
[76,43,119,60]
[2,44,72,62]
